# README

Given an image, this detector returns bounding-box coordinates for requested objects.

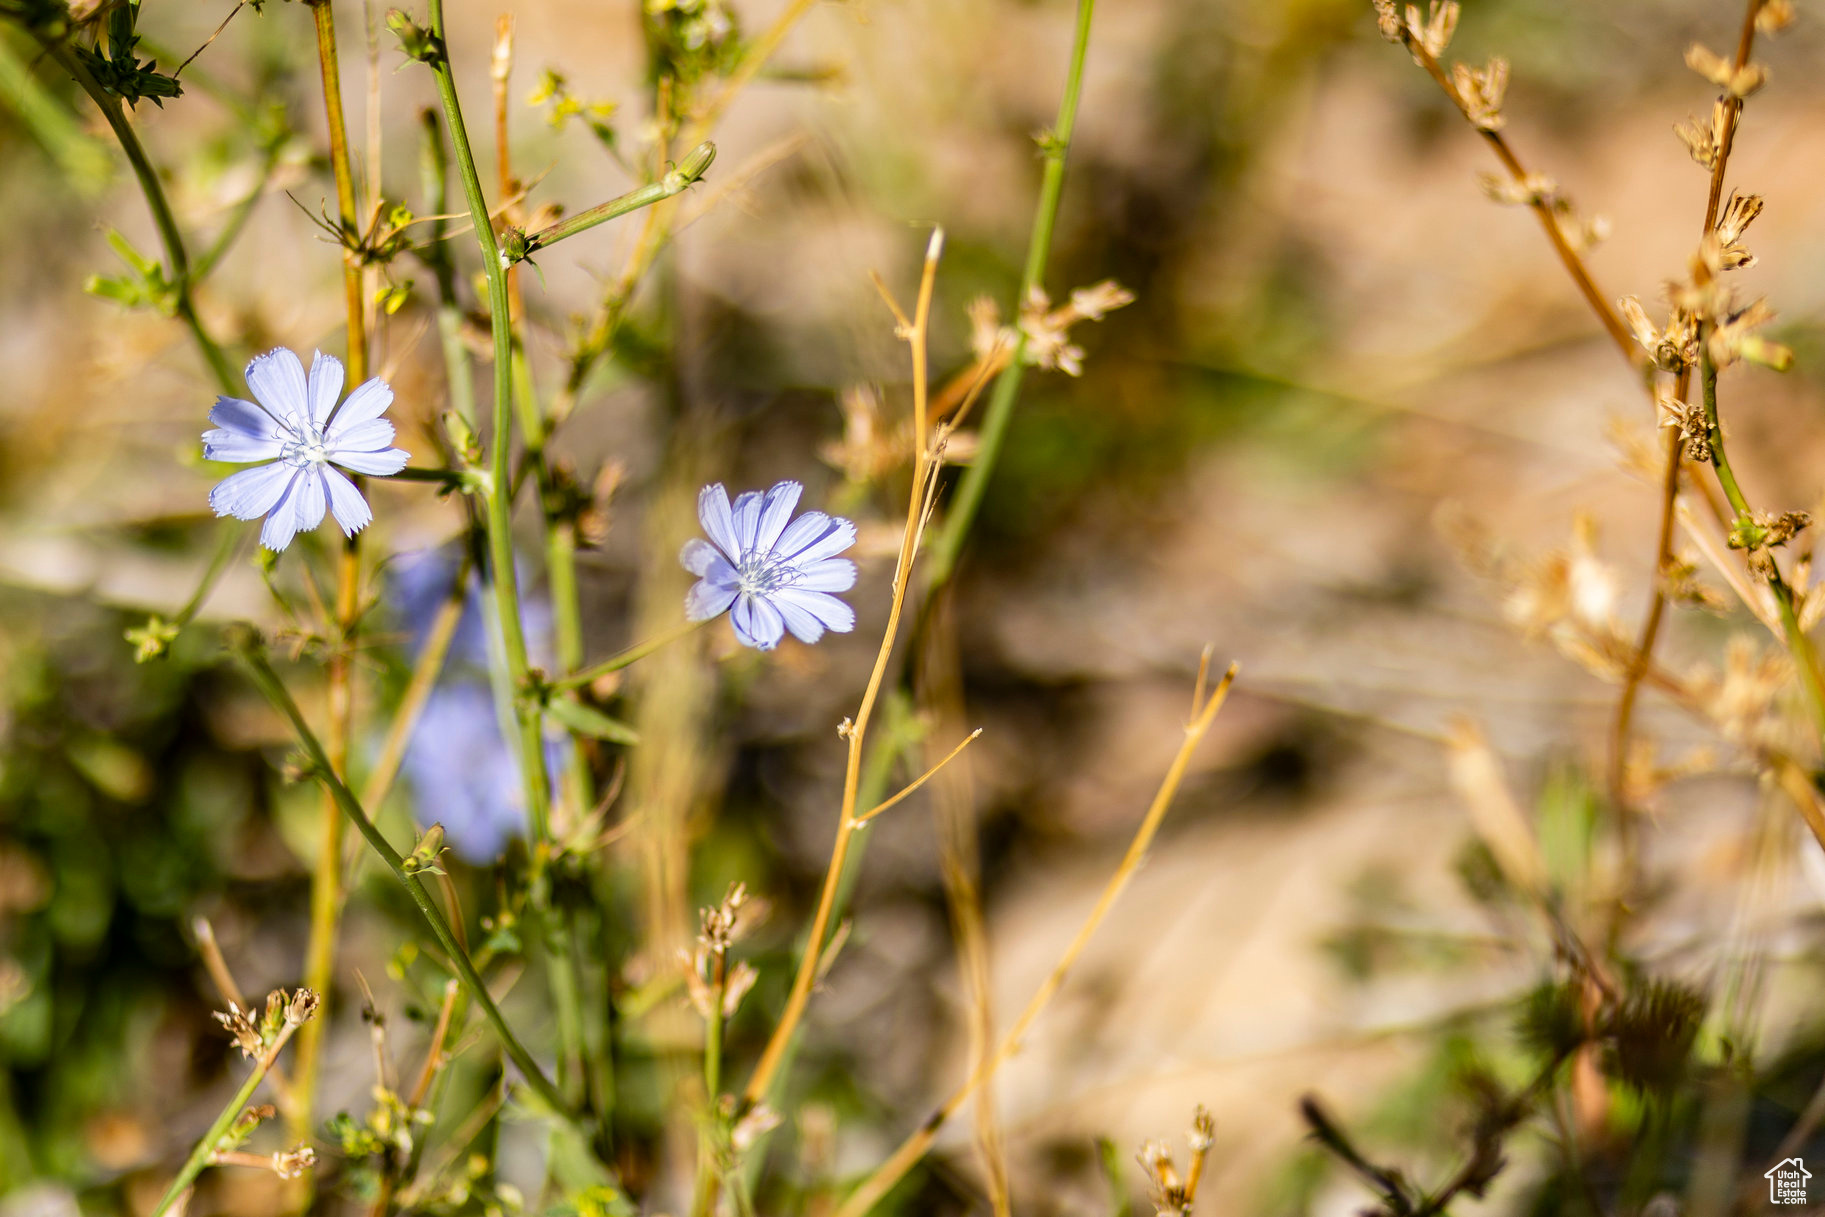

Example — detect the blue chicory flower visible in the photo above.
[203,346,410,551]
[682,480,857,650]
[399,684,531,863]
[388,546,566,863]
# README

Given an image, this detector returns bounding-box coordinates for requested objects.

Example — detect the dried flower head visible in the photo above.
[821,385,913,484]
[731,1103,781,1153]
[286,988,322,1026]
[1655,387,1712,462]
[1187,1106,1216,1153]
[213,1002,265,1060]
[1694,637,1790,745]
[1138,1139,1190,1215]
[1068,280,1137,322]
[1685,43,1767,98]
[721,961,759,1016]
[1016,280,1136,376]
[1404,1,1459,59]
[1713,190,1764,272]
[1563,212,1611,252]
[272,1146,317,1180]
[1478,172,1558,208]
[1619,297,1698,372]
[1453,57,1509,130]
[1708,297,1792,371]
[1757,0,1795,34]
[1661,554,1727,614]
[1502,515,1619,647]
[1674,102,1731,171]
[698,881,762,953]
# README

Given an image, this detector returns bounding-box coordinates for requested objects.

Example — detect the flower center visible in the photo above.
[280,420,329,469]
[736,553,795,596]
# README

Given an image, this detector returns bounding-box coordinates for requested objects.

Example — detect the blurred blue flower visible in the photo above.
[682,480,857,650]
[399,684,527,862]
[203,347,410,551]
[388,546,565,863]
[388,545,495,668]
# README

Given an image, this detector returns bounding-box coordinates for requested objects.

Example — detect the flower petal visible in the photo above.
[771,592,827,644]
[329,377,395,429]
[777,513,856,565]
[245,348,311,425]
[697,483,741,560]
[307,350,345,426]
[731,491,764,555]
[258,469,321,551]
[210,396,286,440]
[293,467,328,531]
[322,466,372,536]
[210,462,297,521]
[203,428,282,463]
[792,557,857,593]
[754,481,803,554]
[731,594,786,650]
[330,446,411,476]
[773,588,855,635]
[681,538,725,576]
[327,418,396,452]
[686,577,738,622]
[772,510,830,557]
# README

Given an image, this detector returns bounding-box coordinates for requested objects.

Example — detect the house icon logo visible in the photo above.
[1766,1157,1810,1205]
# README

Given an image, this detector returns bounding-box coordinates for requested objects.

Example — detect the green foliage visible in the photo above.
[84,228,179,314]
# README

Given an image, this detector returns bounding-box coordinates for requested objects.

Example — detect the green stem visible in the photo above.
[172,519,244,627]
[423,0,552,844]
[1699,344,1825,744]
[150,1020,302,1217]
[508,141,715,262]
[923,0,1095,589]
[43,39,236,392]
[234,638,577,1123]
[690,958,729,1217]
[418,3,603,1137]
[551,618,706,692]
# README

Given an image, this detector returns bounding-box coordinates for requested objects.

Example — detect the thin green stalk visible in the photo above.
[504,142,714,262]
[234,637,579,1124]
[43,40,235,392]
[1698,344,1825,743]
[173,519,244,627]
[150,1016,305,1217]
[551,618,706,692]
[419,1,604,1130]
[424,0,552,844]
[690,958,729,1217]
[924,0,1095,589]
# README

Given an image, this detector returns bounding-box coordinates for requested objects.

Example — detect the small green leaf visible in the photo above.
[544,696,639,745]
